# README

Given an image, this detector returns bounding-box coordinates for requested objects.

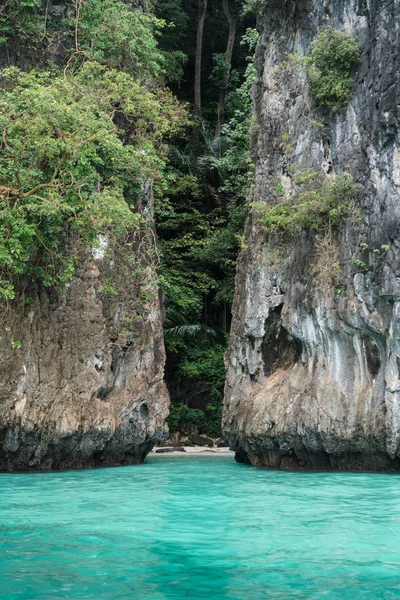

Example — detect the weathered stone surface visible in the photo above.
[223,0,400,470]
[187,433,214,447]
[216,438,229,448]
[155,447,186,453]
[0,213,169,471]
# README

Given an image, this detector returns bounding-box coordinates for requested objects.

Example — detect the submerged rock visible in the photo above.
[223,0,400,470]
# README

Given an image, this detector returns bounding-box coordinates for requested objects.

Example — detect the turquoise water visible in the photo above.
[1,456,400,599]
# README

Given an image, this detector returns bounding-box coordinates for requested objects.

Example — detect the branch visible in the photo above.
[0,0,11,17]
[23,183,58,197]
[0,185,19,197]
[63,49,87,77]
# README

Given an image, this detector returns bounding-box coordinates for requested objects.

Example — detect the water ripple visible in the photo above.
[1,456,400,599]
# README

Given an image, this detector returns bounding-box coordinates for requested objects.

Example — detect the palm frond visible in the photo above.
[164,324,217,339]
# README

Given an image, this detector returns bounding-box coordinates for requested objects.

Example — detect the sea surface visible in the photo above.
[1,455,400,599]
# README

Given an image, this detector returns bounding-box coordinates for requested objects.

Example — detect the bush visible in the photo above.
[307,27,360,107]
[167,401,223,437]
[0,0,44,48]
[167,403,207,432]
[253,172,359,234]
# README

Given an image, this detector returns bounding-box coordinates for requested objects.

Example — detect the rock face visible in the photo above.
[0,1,169,472]
[0,197,169,471]
[223,0,400,469]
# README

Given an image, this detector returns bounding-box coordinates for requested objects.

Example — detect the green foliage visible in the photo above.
[210,53,231,89]
[353,243,391,273]
[0,63,185,298]
[167,403,206,432]
[167,401,223,437]
[155,23,257,324]
[274,184,286,197]
[155,22,257,435]
[179,340,227,403]
[163,307,228,438]
[101,278,119,296]
[161,49,188,84]
[0,0,187,84]
[241,0,258,15]
[307,27,360,107]
[0,0,187,298]
[164,322,216,340]
[354,258,368,271]
[276,28,359,108]
[154,0,189,82]
[253,172,359,234]
[76,0,166,80]
[0,0,44,48]
[161,270,204,321]
[203,402,223,437]
[155,0,189,39]
[216,28,257,198]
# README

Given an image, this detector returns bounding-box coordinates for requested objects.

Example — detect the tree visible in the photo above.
[0,0,187,299]
[194,0,207,114]
[214,0,237,139]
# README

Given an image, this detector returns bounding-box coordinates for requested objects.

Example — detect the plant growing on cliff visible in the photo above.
[276,27,359,108]
[0,0,45,48]
[253,171,359,234]
[0,64,186,299]
[71,0,167,80]
[0,0,188,86]
[307,27,360,107]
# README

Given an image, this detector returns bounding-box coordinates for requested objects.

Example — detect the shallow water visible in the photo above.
[1,456,400,599]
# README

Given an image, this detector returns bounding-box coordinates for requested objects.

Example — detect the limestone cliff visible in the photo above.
[0,192,169,471]
[223,0,400,469]
[0,0,170,471]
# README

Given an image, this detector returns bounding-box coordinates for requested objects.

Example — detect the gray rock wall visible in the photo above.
[223,0,400,469]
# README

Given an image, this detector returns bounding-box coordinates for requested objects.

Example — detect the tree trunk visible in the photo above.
[214,0,236,139]
[194,0,208,114]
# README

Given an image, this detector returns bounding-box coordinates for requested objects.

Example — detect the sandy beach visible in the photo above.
[150,446,235,457]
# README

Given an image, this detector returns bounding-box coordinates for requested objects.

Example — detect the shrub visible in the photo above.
[167,403,207,432]
[276,27,359,108]
[253,171,359,234]
[0,0,44,48]
[166,401,223,437]
[77,0,167,80]
[307,27,360,107]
